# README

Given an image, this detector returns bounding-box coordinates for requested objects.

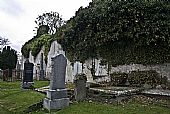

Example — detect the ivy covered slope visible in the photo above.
[21,25,54,63]
[23,34,53,62]
[59,0,170,66]
[21,25,64,63]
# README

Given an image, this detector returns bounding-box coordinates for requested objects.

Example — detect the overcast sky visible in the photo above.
[0,0,91,52]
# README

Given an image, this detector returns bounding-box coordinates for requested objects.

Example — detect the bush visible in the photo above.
[128,70,162,87]
[110,72,128,86]
[110,70,168,88]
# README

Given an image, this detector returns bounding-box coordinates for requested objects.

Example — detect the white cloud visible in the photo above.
[0,0,23,16]
[0,0,91,52]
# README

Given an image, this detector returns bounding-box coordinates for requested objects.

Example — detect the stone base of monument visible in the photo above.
[43,97,69,110]
[47,89,68,99]
[21,82,34,89]
[43,89,69,110]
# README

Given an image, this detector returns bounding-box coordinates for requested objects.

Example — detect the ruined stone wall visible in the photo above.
[110,63,170,81]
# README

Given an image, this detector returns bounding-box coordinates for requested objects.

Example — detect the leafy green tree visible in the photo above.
[0,36,10,51]
[22,11,65,59]
[0,46,17,70]
[60,0,170,65]
[35,11,65,34]
[56,0,170,78]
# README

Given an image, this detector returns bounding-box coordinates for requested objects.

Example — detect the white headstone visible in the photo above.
[73,61,82,76]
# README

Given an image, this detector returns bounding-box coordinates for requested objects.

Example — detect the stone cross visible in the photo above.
[44,54,69,110]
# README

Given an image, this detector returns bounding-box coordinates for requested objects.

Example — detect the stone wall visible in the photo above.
[83,59,108,83]
[110,63,170,81]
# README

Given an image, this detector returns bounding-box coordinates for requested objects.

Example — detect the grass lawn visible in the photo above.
[35,101,170,114]
[0,80,49,113]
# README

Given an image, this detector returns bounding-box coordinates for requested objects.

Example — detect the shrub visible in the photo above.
[110,70,168,88]
[110,72,128,86]
[128,70,162,87]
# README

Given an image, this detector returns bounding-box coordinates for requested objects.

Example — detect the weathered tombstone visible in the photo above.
[16,61,21,79]
[74,73,87,101]
[125,79,130,86]
[7,69,13,82]
[2,69,8,81]
[73,61,83,76]
[39,53,45,80]
[0,69,2,79]
[43,54,69,110]
[21,59,34,89]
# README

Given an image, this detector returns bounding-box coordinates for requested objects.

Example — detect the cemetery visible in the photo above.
[1,0,170,113]
[1,52,170,113]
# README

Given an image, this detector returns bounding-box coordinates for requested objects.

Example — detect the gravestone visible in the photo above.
[21,60,34,89]
[43,54,69,110]
[73,61,83,76]
[0,69,2,79]
[16,61,21,79]
[74,74,87,101]
[39,53,45,80]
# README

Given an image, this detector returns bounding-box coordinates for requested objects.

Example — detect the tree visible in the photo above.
[60,0,170,66]
[0,46,17,70]
[55,0,170,78]
[35,11,65,34]
[0,36,10,52]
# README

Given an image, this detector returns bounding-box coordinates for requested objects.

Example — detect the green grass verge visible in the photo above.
[0,80,49,113]
[34,80,50,88]
[37,101,170,114]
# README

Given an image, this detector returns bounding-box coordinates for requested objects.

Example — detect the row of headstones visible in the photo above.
[0,69,21,81]
[21,54,87,111]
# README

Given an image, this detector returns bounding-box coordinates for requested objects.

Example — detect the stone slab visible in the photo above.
[142,89,170,96]
[89,87,142,96]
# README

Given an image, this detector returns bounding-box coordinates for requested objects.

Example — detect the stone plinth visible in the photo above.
[47,89,68,99]
[44,98,69,110]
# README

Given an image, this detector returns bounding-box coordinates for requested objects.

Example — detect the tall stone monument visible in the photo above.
[39,53,45,80]
[21,59,34,89]
[43,54,69,110]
